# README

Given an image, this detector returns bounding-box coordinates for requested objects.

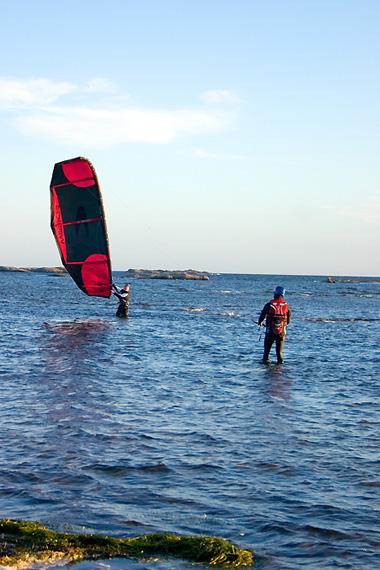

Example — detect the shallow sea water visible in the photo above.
[0,272,379,569]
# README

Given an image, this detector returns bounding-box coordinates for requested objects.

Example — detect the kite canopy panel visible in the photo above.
[50,157,112,298]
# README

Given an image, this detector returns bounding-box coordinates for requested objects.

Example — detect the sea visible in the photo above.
[0,271,379,570]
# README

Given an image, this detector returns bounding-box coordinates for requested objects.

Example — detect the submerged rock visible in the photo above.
[0,519,254,568]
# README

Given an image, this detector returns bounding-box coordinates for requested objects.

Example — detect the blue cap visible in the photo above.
[274,286,286,296]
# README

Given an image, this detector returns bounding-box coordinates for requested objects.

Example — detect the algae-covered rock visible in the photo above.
[0,519,254,568]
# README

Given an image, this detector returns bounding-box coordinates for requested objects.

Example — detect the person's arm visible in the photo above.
[112,284,126,301]
[258,302,269,326]
[287,306,292,324]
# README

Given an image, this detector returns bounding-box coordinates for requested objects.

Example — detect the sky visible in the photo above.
[0,0,379,276]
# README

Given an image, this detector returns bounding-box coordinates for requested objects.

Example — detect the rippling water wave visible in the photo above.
[0,272,379,569]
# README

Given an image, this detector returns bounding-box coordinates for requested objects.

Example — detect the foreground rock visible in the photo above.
[124,269,210,280]
[0,519,254,568]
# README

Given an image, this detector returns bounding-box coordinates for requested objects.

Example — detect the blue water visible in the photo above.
[0,272,379,569]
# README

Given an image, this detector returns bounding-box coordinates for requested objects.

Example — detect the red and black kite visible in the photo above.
[50,157,112,298]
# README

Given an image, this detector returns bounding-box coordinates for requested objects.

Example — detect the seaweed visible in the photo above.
[0,519,254,568]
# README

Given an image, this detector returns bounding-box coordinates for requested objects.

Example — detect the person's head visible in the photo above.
[123,283,131,292]
[274,286,285,298]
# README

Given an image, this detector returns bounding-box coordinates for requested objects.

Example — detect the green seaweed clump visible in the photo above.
[0,519,254,568]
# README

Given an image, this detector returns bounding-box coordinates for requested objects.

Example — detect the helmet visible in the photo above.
[274,286,286,296]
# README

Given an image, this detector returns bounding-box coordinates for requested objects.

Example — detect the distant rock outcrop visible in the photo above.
[0,266,66,274]
[124,269,210,280]
[326,276,380,284]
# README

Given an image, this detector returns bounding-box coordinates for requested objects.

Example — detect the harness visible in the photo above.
[266,298,288,336]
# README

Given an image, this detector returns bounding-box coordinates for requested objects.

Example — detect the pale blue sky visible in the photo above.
[0,0,379,275]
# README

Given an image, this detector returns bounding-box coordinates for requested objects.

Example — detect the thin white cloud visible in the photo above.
[0,76,238,146]
[83,77,117,94]
[0,78,76,108]
[17,106,231,146]
[0,76,118,108]
[200,89,240,105]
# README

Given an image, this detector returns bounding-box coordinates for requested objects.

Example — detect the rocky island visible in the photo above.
[124,269,210,280]
[326,275,380,283]
[0,266,66,274]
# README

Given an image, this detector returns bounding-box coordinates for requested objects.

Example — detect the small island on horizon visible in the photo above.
[0,265,66,274]
[0,266,210,280]
[123,268,210,280]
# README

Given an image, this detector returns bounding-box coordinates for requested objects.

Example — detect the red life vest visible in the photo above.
[267,298,288,335]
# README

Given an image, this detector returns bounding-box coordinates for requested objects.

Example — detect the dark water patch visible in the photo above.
[179,462,225,473]
[86,463,136,477]
[137,463,172,473]
[303,524,351,540]
[87,462,173,476]
[359,479,380,488]
[255,462,299,476]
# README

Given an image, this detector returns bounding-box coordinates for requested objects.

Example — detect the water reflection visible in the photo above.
[263,364,293,400]
[41,320,112,374]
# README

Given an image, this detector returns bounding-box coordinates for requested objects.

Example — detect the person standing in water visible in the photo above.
[258,286,291,364]
[112,283,131,318]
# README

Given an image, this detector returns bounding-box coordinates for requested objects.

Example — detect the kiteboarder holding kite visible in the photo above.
[112,284,131,318]
[50,157,133,321]
[258,286,291,364]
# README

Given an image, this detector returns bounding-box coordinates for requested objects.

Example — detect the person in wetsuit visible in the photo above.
[112,283,131,318]
[258,286,291,364]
